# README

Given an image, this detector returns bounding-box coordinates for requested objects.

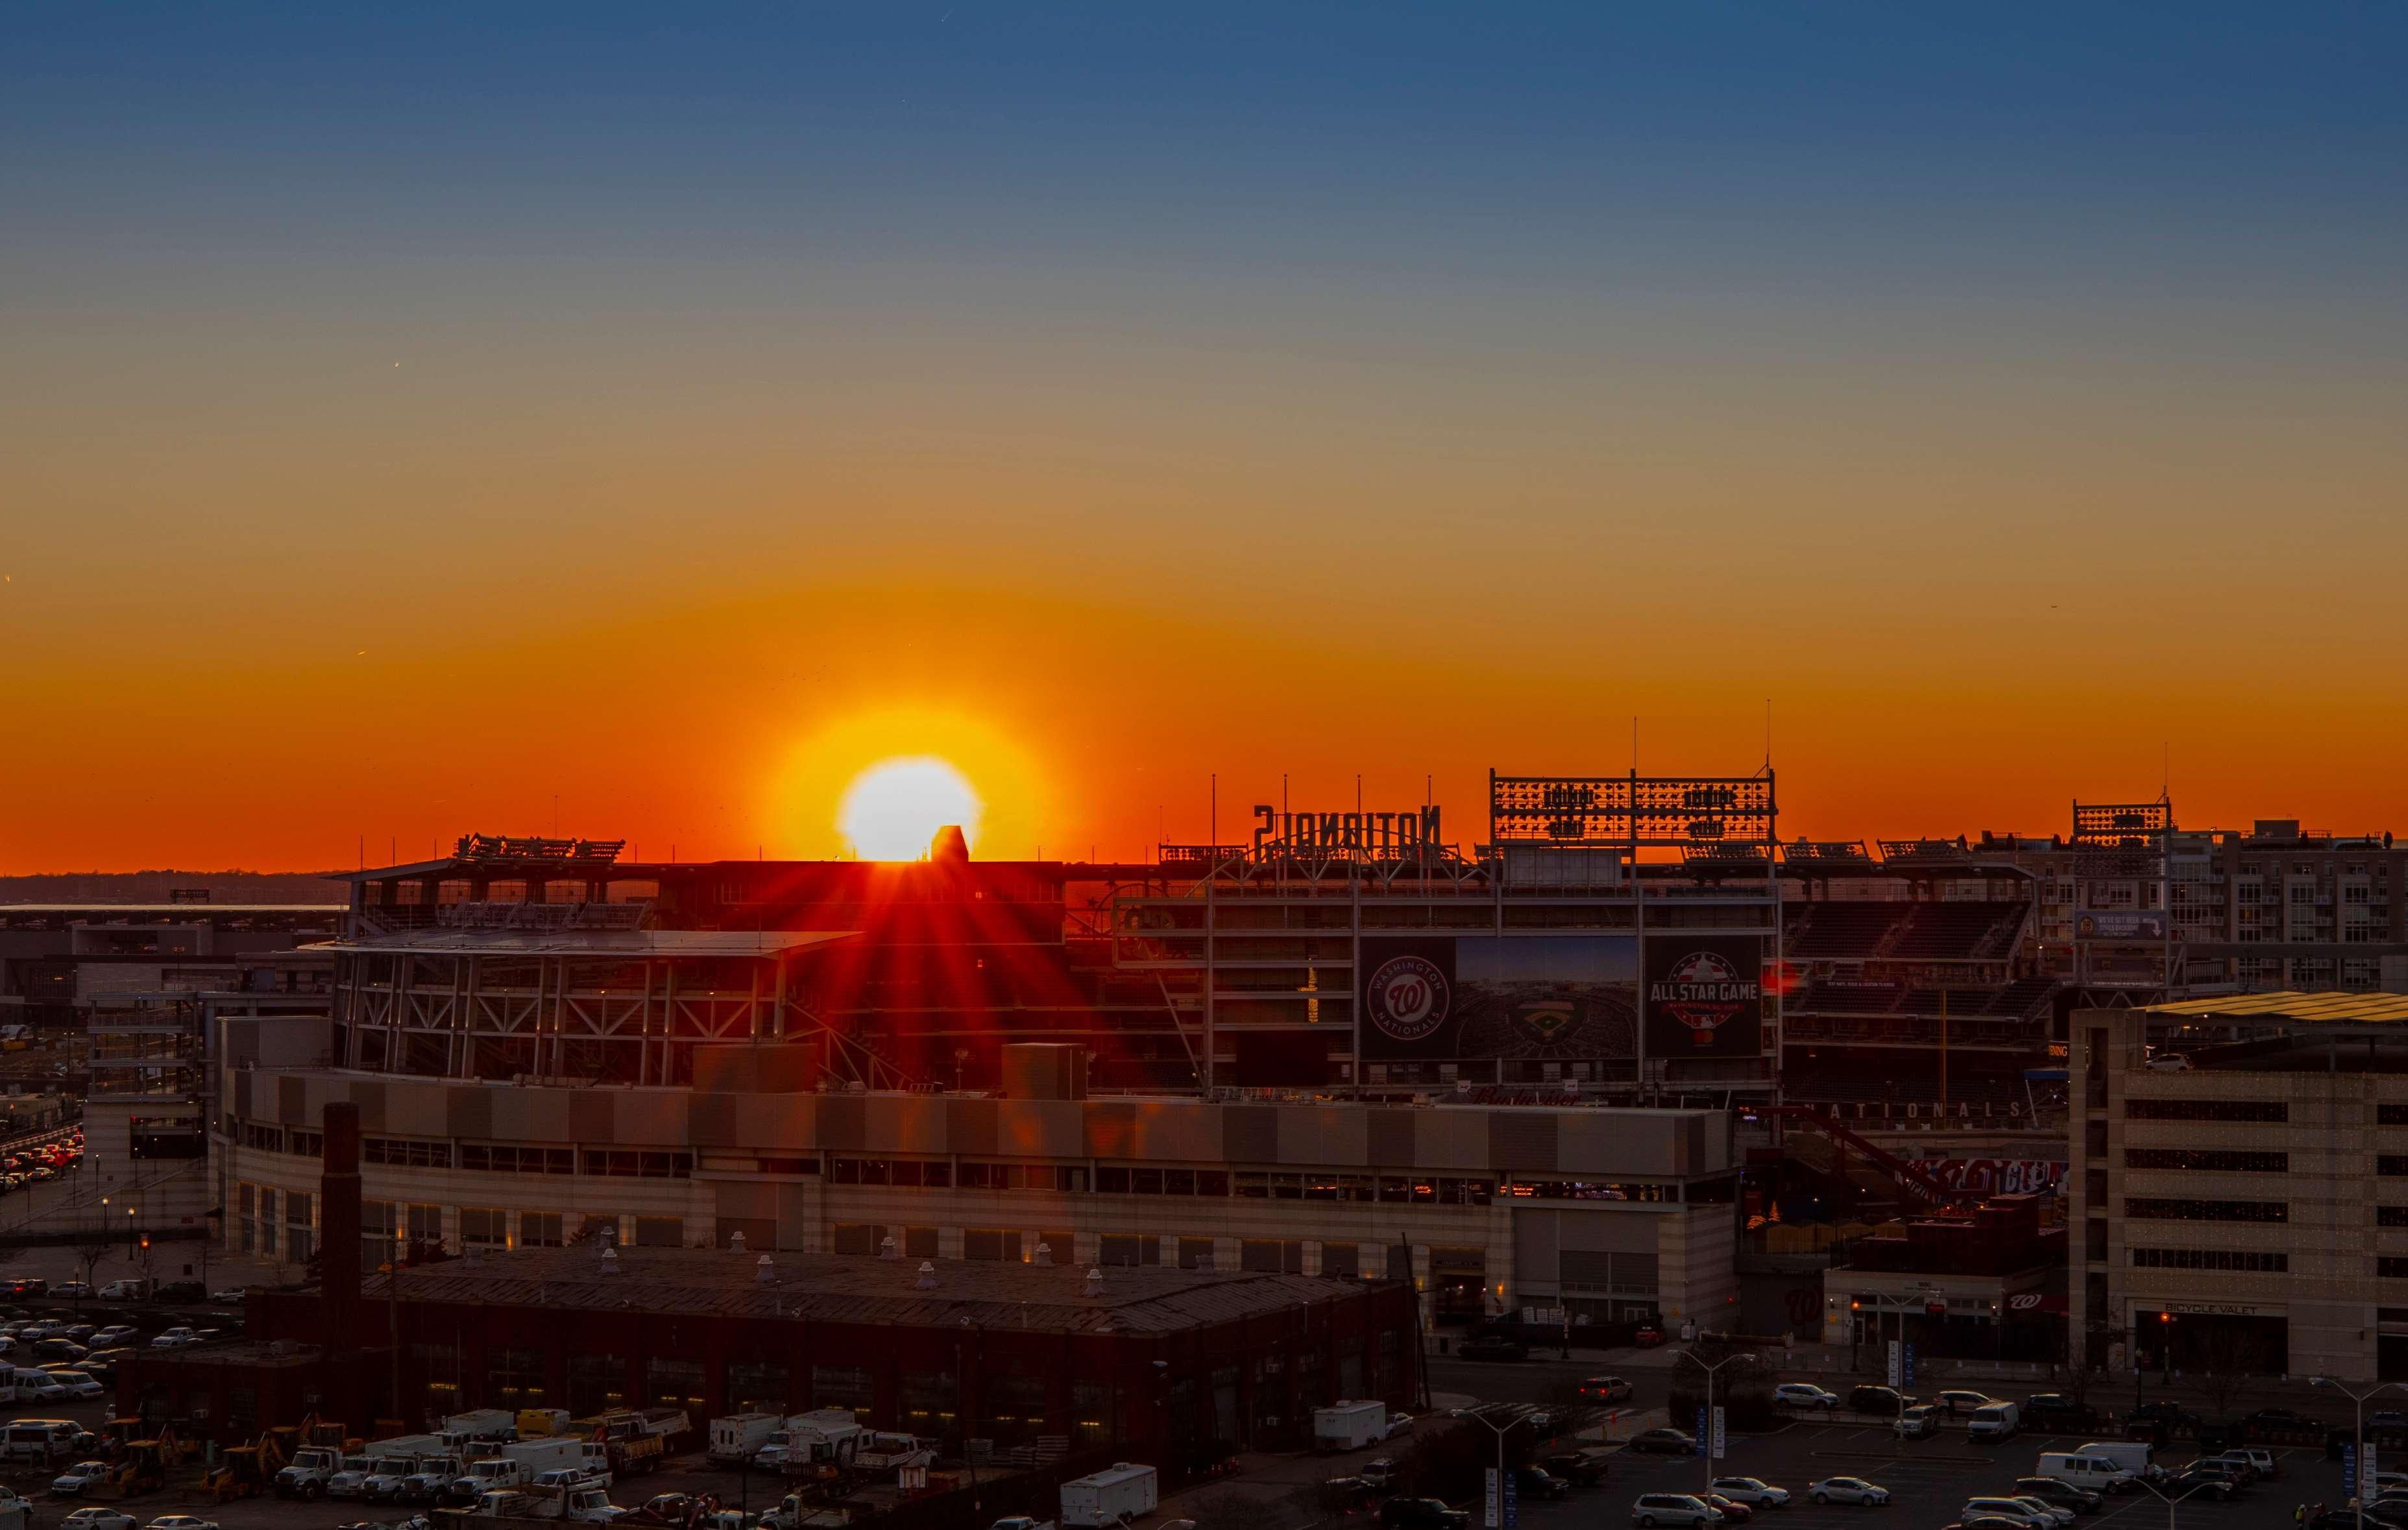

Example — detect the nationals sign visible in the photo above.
[1367,954,1452,1042]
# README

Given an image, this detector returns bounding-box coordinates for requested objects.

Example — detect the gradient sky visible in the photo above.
[6,5,2406,870]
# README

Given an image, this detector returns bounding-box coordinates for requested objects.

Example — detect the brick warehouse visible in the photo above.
[265,1246,1418,1466]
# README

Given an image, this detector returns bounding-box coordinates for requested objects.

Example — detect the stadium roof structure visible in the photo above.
[372,1245,1381,1333]
[316,929,855,958]
[2136,991,2408,1025]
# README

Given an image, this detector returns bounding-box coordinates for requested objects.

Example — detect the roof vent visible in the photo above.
[600,1246,620,1277]
[465,1244,485,1269]
[879,1235,901,1261]
[917,1260,939,1291]
[1034,1241,1054,1267]
[756,1254,776,1284]
[729,1230,748,1253]
[1086,1266,1104,1296]
[1191,1250,1214,1273]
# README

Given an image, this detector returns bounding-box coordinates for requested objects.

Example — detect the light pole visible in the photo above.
[1460,1403,1548,1530]
[1677,1350,1747,1492]
[2313,1376,2408,1530]
[2130,1474,2225,1530]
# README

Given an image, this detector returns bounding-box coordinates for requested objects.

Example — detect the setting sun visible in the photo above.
[838,757,983,860]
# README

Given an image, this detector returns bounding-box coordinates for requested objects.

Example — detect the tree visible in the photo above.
[2193,1326,2273,1424]
[2059,1320,2121,1414]
[72,1229,117,1294]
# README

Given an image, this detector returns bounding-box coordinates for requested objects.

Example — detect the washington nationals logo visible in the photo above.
[1367,954,1451,1042]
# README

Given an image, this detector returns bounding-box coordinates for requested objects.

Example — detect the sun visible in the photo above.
[838,757,984,860]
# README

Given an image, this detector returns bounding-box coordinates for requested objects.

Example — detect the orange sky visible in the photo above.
[7,10,2407,871]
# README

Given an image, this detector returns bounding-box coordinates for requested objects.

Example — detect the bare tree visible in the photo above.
[2193,1326,2272,1424]
[72,1230,117,1294]
[2059,1321,2120,1415]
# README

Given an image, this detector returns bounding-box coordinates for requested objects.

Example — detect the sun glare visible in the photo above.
[838,757,983,860]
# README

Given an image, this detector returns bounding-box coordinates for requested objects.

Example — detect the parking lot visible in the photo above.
[1559,1420,2348,1530]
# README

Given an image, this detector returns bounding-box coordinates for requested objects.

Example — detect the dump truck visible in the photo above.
[275,1445,345,1499]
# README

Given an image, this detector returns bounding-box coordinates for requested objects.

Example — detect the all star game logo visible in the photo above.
[1652,949,1759,1047]
[1367,954,1451,1042]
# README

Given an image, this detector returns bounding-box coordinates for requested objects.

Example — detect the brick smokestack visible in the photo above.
[320,1100,363,1348]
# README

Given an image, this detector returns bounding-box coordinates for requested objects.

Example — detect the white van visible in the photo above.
[2071,1441,2155,1478]
[1,1420,80,1464]
[10,1371,66,1403]
[1968,1402,2020,1440]
[2037,1453,2135,1494]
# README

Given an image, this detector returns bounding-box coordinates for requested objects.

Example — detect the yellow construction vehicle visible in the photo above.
[202,1430,287,1503]
[88,1438,169,1500]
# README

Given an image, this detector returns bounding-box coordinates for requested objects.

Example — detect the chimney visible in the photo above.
[729,1230,748,1253]
[755,1254,777,1284]
[319,1100,363,1350]
[1086,1267,1104,1297]
[916,1260,938,1291]
[1034,1241,1054,1267]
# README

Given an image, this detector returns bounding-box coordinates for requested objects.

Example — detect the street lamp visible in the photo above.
[2312,1376,2408,1530]
[1459,1403,1550,1530]
[2128,1472,2228,1530]
[1677,1350,1747,1491]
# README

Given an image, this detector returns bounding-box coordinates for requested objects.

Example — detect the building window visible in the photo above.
[414,1342,463,1418]
[491,1346,548,1408]
[727,1361,788,1415]
[2130,1248,2288,1272]
[647,1356,705,1411]
[2381,1158,2408,1177]
[518,1211,564,1247]
[1241,1239,1306,1274]
[285,1191,315,1263]
[901,1370,959,1435]
[567,1354,626,1416]
[634,1217,684,1248]
[459,1208,509,1248]
[2124,1198,2287,1224]
[810,1365,874,1418]
[1071,1379,1112,1447]
[962,1229,1022,1262]
[2381,1207,2408,1228]
[580,1150,694,1179]
[2124,1099,2287,1123]
[1099,1233,1160,1267]
[1322,1243,1360,1278]
[364,1137,454,1169]
[831,1224,886,1257]
[1178,1237,1217,1270]
[2124,1149,2289,1173]
[903,1226,939,1258]
[2383,1259,2408,1280]
[459,1145,576,1174]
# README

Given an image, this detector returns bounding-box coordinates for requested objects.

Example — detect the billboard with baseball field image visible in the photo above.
[1359,934,1636,1060]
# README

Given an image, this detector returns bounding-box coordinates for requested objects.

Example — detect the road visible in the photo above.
[1426,1354,1677,1411]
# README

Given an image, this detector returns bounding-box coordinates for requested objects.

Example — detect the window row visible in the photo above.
[2124,1099,2287,1123]
[365,1137,452,1169]
[2130,1246,2288,1272]
[2124,1148,2289,1173]
[459,1145,577,1175]
[2124,1197,2287,1223]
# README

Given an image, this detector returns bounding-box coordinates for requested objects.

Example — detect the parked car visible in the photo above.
[2013,1477,2102,1514]
[88,1325,136,1348]
[43,1370,104,1398]
[1847,1386,1915,1416]
[1632,1326,1666,1346]
[1709,1479,1790,1509]
[1583,1375,1636,1403]
[1518,1469,1571,1501]
[53,1460,114,1496]
[1893,1406,1938,1440]
[1630,1494,1722,1528]
[206,1289,248,1305]
[61,1511,138,1530]
[2245,1409,2324,1439]
[2008,1496,2076,1527]
[1775,1384,1840,1411]
[1381,1499,1470,1530]
[1956,1500,2053,1529]
[1627,1429,1698,1456]
[1457,1335,1529,1362]
[53,1281,92,1299]
[143,1518,221,1530]
[2143,1051,2193,1072]
[2022,1396,2102,1431]
[149,1328,197,1349]
[1702,1495,1753,1523]
[1809,1479,1890,1507]
[1544,1450,1614,1487]
[2159,1469,2235,1503]
[152,1282,205,1304]
[1933,1390,1995,1417]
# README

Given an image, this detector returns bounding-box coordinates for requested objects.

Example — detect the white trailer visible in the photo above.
[504,1437,596,1477]
[1314,1401,1389,1453]
[1060,1463,1158,1528]
[710,1413,784,1463]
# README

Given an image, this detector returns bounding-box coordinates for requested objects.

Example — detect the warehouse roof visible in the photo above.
[2137,991,2408,1025]
[371,1246,1383,1333]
